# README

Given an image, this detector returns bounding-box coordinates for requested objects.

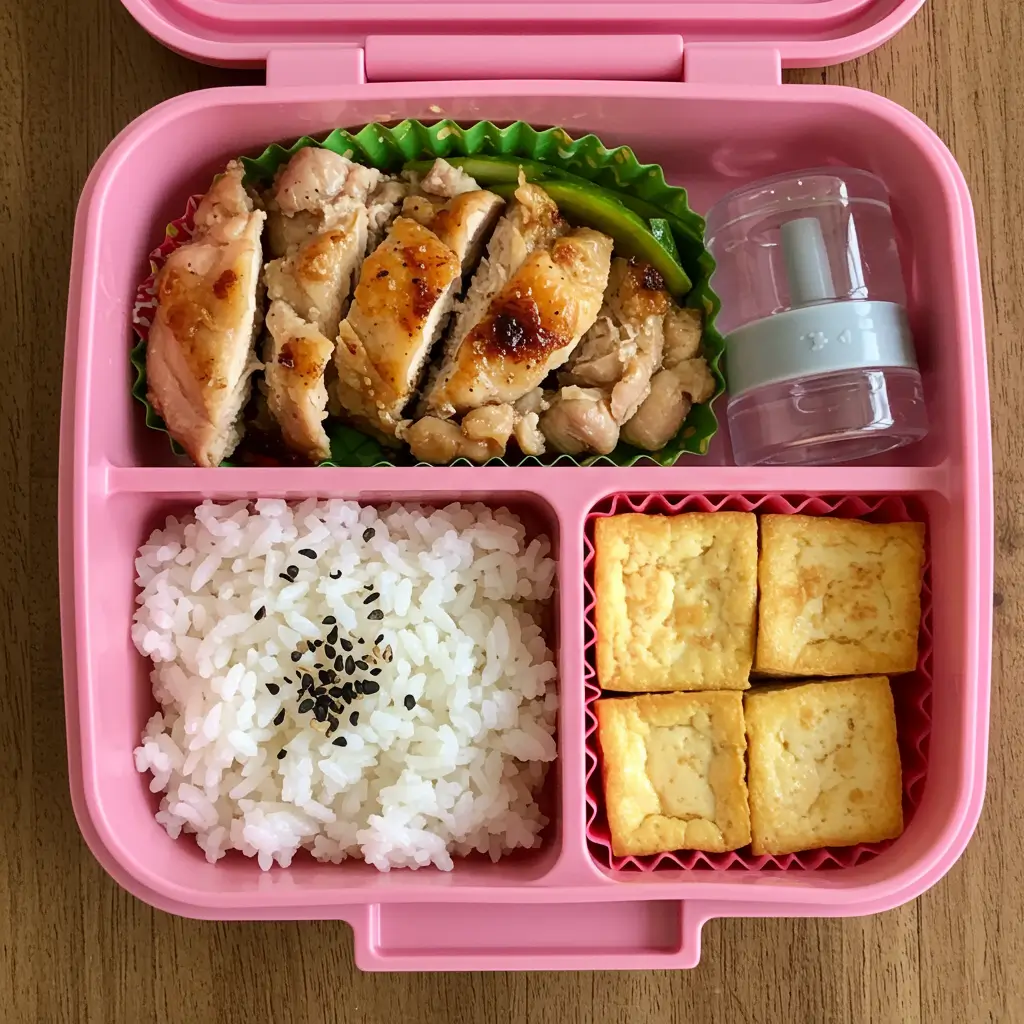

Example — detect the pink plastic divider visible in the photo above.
[583,492,932,873]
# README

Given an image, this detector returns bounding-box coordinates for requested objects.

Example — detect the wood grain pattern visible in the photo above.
[1,0,1020,1020]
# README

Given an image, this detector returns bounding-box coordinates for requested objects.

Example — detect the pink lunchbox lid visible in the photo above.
[122,0,926,72]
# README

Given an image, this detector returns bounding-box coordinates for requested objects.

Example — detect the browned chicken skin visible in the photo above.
[263,301,334,463]
[264,207,367,340]
[425,227,614,416]
[146,161,265,467]
[333,217,463,439]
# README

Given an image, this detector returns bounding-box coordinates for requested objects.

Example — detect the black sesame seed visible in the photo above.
[382,646,393,663]
[364,584,374,591]
[277,749,287,760]
[302,673,314,689]
[339,637,353,652]
[375,634,384,645]
[345,655,356,675]
[306,640,317,653]
[314,639,323,649]
[333,736,348,747]
[329,686,343,698]
[328,715,339,731]
[273,709,286,726]
[358,637,365,644]
[404,694,416,710]
[286,565,299,579]
[279,573,293,582]
[363,680,380,695]
[316,691,330,705]
[342,683,355,702]
[298,699,314,714]
[349,711,359,726]
[355,659,368,671]
[330,571,342,580]
[370,667,382,677]
[314,705,327,723]
[298,548,317,559]
[323,615,337,625]
[367,609,384,621]
[266,682,280,696]
[325,645,336,660]
[362,528,375,542]
[290,651,302,663]
[353,680,365,695]
[334,655,345,672]
[254,605,266,621]
[363,592,380,605]
[327,626,339,645]
[318,669,333,685]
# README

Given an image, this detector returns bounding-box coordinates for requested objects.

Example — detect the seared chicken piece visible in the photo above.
[418,158,482,198]
[512,389,549,457]
[403,405,515,465]
[539,387,620,456]
[662,306,704,366]
[366,180,409,254]
[562,258,670,424]
[621,306,714,451]
[264,207,367,339]
[425,228,614,416]
[263,301,334,463]
[264,148,388,258]
[401,191,505,274]
[146,161,265,467]
[333,217,462,439]
[445,179,565,356]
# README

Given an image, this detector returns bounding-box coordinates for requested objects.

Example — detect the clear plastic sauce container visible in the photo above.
[705,168,928,466]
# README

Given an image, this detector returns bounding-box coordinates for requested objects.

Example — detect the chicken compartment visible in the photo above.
[98,88,972,474]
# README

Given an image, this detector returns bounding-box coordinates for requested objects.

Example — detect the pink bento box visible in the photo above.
[59,0,992,971]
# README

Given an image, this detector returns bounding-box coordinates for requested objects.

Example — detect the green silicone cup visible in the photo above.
[133,120,725,467]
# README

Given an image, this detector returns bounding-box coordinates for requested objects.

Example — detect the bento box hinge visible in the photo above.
[682,44,782,85]
[360,35,685,83]
[266,47,367,87]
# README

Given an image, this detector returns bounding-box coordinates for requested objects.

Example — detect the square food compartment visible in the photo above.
[583,491,933,873]
[73,481,571,912]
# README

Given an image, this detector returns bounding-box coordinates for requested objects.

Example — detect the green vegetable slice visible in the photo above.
[649,218,682,265]
[493,179,691,299]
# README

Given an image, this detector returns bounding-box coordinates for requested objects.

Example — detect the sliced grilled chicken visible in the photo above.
[539,386,620,456]
[263,301,334,463]
[418,158,482,198]
[425,227,614,416]
[401,190,505,274]
[562,258,670,423]
[404,405,515,464]
[264,207,367,340]
[333,217,463,439]
[264,148,391,258]
[146,162,265,467]
[662,305,704,366]
[512,389,549,457]
[444,180,565,358]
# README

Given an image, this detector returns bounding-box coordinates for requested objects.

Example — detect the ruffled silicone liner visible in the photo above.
[583,494,933,872]
[131,119,725,468]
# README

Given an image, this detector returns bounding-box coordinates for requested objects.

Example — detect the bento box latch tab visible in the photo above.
[267,46,367,87]
[683,44,782,85]
[360,35,685,83]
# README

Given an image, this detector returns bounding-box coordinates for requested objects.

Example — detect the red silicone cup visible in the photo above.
[583,492,932,873]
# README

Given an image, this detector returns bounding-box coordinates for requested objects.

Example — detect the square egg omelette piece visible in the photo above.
[756,515,926,677]
[596,691,751,856]
[595,513,758,692]
[744,676,904,856]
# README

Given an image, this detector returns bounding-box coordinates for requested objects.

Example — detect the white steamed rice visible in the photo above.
[131,498,558,871]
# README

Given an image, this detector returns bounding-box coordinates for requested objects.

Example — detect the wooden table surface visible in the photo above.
[2,0,1021,1020]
